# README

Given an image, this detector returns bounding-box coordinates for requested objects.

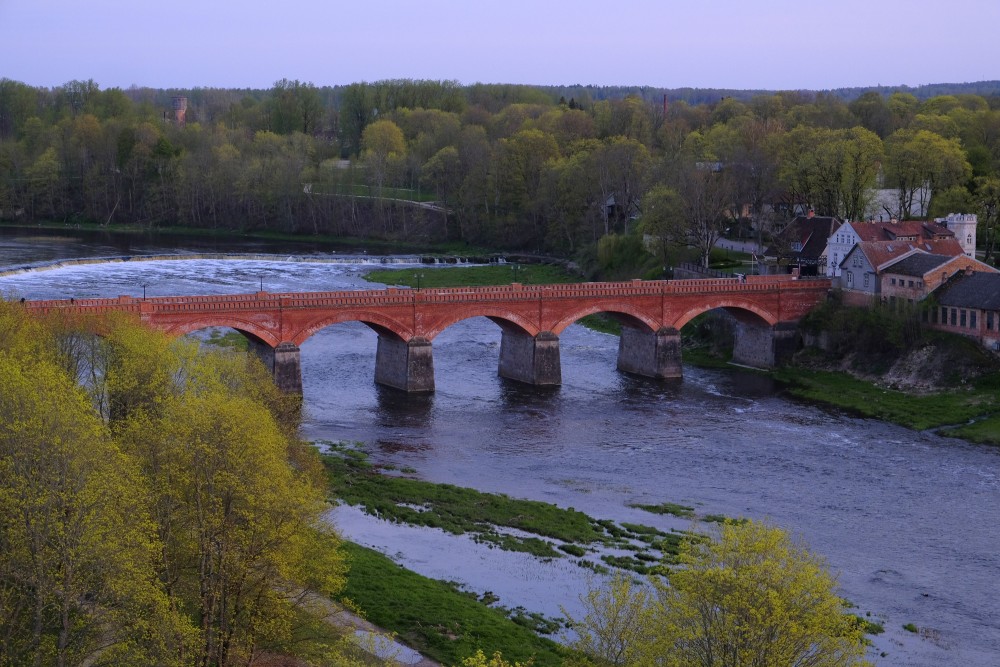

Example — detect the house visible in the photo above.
[881,252,996,309]
[824,218,958,277]
[763,212,842,276]
[838,238,967,305]
[931,272,1000,351]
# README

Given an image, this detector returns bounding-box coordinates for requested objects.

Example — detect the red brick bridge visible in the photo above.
[23,275,830,393]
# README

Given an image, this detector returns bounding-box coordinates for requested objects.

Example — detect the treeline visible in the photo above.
[3,77,1000,264]
[0,303,370,666]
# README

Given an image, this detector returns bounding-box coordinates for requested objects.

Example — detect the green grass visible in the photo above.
[340,541,567,666]
[322,443,705,567]
[364,264,578,289]
[941,413,1000,445]
[627,502,695,518]
[772,367,1000,434]
[903,623,919,633]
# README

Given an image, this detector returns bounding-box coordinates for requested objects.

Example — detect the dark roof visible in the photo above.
[936,272,1000,310]
[883,253,953,277]
[766,215,841,262]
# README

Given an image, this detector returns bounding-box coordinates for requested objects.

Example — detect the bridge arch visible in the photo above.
[161,318,280,347]
[421,306,541,340]
[670,300,778,331]
[550,303,660,336]
[290,311,414,346]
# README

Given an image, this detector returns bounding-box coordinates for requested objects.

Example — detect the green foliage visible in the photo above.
[364,263,577,288]
[644,521,871,667]
[323,444,697,569]
[0,303,354,666]
[341,542,562,666]
[628,502,695,518]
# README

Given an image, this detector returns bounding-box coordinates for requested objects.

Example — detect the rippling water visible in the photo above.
[2,229,998,667]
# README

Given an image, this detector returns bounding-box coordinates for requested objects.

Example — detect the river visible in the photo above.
[1,227,997,667]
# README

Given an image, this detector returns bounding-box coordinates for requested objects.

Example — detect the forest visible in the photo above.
[3,77,1000,268]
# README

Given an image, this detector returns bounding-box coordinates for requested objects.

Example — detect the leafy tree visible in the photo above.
[562,572,651,666]
[0,304,191,666]
[642,521,870,667]
[884,129,971,219]
[361,119,406,194]
[974,175,1000,260]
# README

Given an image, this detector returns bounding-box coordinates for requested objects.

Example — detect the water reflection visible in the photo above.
[374,384,434,427]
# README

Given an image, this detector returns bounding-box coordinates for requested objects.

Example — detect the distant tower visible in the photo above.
[171,96,188,126]
[937,213,978,257]
[663,94,669,117]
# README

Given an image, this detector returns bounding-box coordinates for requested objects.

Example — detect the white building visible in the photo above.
[935,213,978,257]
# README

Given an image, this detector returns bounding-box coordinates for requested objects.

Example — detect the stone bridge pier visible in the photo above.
[248,339,303,394]
[616,325,683,379]
[498,329,561,385]
[374,335,435,392]
[731,321,800,368]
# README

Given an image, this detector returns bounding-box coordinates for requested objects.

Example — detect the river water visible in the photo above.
[1,228,998,667]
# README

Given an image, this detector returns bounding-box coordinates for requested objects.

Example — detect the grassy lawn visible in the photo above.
[772,367,1000,438]
[341,542,567,666]
[364,263,578,288]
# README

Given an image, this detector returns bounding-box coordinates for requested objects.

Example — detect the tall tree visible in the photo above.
[884,129,972,219]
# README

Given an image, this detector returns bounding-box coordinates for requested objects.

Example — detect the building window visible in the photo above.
[864,274,870,288]
[908,280,914,287]
[917,281,923,288]
[846,272,853,286]
[853,255,862,267]
[951,308,957,326]
[942,307,948,323]
[971,311,978,329]
[891,278,897,286]
[988,311,995,330]
[960,310,967,327]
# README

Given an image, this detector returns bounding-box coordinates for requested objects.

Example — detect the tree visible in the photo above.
[974,176,1000,260]
[0,304,190,666]
[361,119,406,195]
[642,521,870,667]
[659,160,735,268]
[562,572,651,666]
[884,129,972,219]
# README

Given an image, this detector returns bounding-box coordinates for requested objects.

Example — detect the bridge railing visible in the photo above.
[20,276,831,313]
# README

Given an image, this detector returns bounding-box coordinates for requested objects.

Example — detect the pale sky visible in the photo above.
[2,0,998,91]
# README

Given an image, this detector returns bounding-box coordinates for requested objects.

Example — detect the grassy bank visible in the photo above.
[772,366,1000,441]
[323,443,700,573]
[324,442,746,665]
[364,264,577,288]
[341,541,567,666]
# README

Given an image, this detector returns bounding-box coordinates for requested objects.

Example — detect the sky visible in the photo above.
[2,0,998,92]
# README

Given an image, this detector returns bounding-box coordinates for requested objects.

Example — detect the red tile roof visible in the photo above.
[850,220,954,243]
[852,239,965,270]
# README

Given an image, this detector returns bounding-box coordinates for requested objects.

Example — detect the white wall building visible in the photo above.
[935,213,978,257]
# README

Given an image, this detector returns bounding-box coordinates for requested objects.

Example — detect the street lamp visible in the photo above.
[141,283,148,300]
[512,263,520,283]
[416,273,424,290]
